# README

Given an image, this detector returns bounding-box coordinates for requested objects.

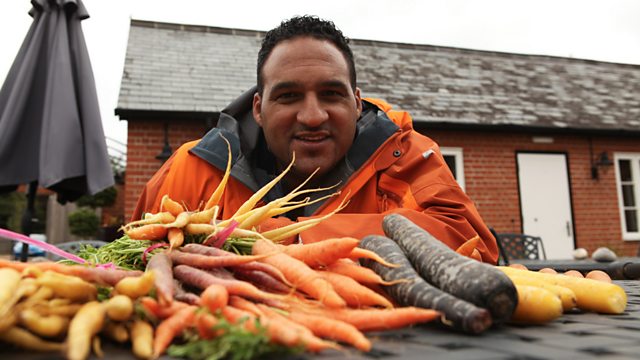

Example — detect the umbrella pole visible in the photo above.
[19,181,38,262]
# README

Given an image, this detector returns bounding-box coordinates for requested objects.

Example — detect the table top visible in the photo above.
[8,281,640,360]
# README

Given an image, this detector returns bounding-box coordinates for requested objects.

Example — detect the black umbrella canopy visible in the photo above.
[0,0,114,203]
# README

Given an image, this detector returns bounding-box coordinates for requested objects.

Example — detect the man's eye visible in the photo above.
[276,92,298,100]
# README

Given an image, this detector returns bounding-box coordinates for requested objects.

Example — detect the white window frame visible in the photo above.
[614,152,640,241]
[440,147,465,191]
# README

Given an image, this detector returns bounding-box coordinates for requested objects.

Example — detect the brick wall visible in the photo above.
[125,119,209,219]
[125,121,640,256]
[426,129,639,256]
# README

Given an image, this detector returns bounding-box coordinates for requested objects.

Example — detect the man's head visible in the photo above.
[257,15,356,94]
[253,16,362,187]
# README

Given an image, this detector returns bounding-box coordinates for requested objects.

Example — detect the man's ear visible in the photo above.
[354,87,363,118]
[252,92,263,126]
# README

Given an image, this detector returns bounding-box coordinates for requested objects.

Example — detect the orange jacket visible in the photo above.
[132,93,498,263]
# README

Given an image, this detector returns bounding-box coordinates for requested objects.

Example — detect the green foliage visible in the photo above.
[0,192,25,231]
[75,235,157,271]
[68,208,100,238]
[167,317,301,360]
[76,186,118,208]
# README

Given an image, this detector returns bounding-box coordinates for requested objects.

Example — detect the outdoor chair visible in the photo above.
[494,233,547,262]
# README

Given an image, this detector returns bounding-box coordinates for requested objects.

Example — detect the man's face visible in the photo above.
[253,37,362,184]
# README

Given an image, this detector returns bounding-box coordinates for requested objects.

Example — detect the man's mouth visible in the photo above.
[294,131,330,142]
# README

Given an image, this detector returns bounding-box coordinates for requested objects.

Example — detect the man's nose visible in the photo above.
[296,95,328,127]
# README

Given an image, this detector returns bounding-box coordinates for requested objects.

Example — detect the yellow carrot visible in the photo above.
[508,275,577,311]
[160,195,185,217]
[115,271,155,300]
[66,301,106,360]
[168,228,185,250]
[35,271,97,302]
[510,284,563,324]
[131,319,154,360]
[204,136,232,210]
[0,326,65,352]
[189,205,219,224]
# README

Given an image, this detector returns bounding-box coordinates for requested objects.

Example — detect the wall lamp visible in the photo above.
[591,151,614,180]
[155,122,173,163]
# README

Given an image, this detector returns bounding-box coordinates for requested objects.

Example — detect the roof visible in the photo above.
[116,19,640,133]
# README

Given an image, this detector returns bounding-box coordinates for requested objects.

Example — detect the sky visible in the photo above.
[1,0,639,159]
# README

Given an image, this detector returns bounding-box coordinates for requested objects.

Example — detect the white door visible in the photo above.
[517,153,575,259]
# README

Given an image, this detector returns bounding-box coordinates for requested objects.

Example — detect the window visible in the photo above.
[614,153,640,240]
[440,147,465,190]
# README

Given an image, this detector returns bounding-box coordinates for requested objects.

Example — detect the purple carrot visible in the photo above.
[233,268,291,294]
[147,251,174,306]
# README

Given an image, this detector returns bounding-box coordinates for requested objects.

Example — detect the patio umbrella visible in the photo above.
[0,0,114,260]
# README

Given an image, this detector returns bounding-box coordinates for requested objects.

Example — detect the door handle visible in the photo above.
[566,221,572,237]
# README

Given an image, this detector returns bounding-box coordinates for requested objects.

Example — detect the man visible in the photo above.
[133,16,499,263]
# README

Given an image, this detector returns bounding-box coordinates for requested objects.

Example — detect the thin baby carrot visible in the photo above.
[153,305,198,357]
[169,250,270,268]
[349,247,400,268]
[455,235,481,258]
[184,223,216,235]
[167,228,184,250]
[122,212,175,230]
[160,195,185,217]
[325,259,408,286]
[297,306,441,332]
[163,211,190,229]
[318,271,393,308]
[125,224,168,241]
[287,311,371,352]
[204,135,232,210]
[189,205,219,224]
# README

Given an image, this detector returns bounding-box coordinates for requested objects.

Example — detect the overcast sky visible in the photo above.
[1,0,639,156]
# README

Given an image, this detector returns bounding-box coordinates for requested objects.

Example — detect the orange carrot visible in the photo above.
[195,312,220,340]
[318,271,393,308]
[125,224,168,241]
[455,235,481,258]
[280,237,360,268]
[228,296,265,316]
[167,228,184,250]
[298,306,441,332]
[123,212,175,229]
[287,311,371,352]
[325,259,408,286]
[349,247,400,268]
[153,305,197,357]
[253,239,346,308]
[200,284,229,312]
[160,195,185,217]
[256,304,339,352]
[139,297,189,319]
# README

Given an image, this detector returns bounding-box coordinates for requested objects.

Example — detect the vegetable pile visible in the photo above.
[0,150,629,359]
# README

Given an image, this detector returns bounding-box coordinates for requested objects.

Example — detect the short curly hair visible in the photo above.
[256,15,356,94]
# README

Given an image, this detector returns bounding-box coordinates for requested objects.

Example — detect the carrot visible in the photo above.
[36,270,97,302]
[204,135,232,210]
[146,252,174,306]
[173,265,283,301]
[382,214,518,324]
[0,268,22,318]
[153,305,197,357]
[507,274,577,311]
[105,294,134,322]
[349,247,400,268]
[280,237,360,268]
[252,239,346,308]
[103,322,129,343]
[300,306,440,332]
[0,259,143,287]
[160,194,185,217]
[66,301,106,360]
[0,326,64,352]
[181,243,292,286]
[131,319,154,360]
[195,312,220,340]
[455,235,481,258]
[287,311,371,352]
[259,201,348,243]
[318,270,393,308]
[115,271,155,299]
[169,250,271,268]
[189,205,219,224]
[184,223,217,235]
[125,223,168,241]
[325,259,406,286]
[139,297,189,319]
[360,235,492,334]
[258,303,340,352]
[200,284,229,312]
[233,268,291,294]
[18,308,70,338]
[122,212,175,230]
[167,228,185,250]
[163,211,191,229]
[510,285,563,324]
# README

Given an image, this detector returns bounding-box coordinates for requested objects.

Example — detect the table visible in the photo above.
[8,281,640,360]
[511,258,640,280]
